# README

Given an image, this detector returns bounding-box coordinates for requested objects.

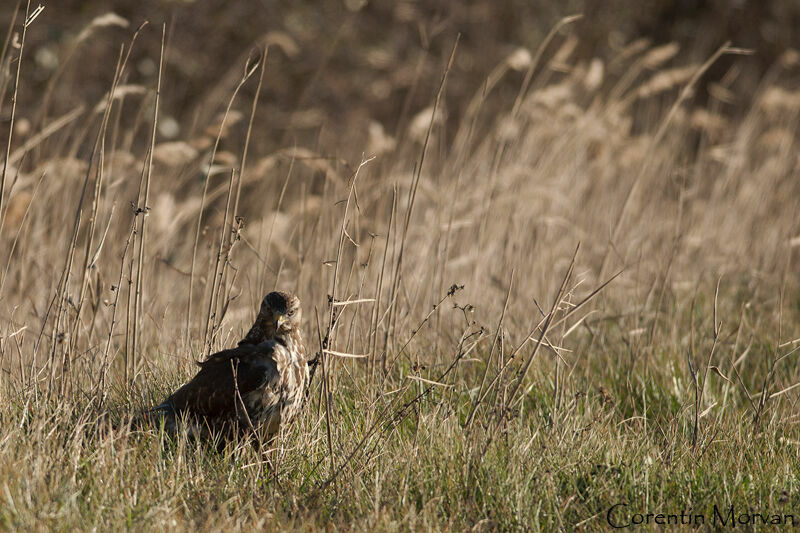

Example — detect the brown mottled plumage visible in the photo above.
[149,291,307,441]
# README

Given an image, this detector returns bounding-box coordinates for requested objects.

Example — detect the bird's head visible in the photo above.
[258,290,302,336]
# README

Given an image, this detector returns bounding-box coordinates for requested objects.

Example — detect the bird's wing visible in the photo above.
[165,342,282,421]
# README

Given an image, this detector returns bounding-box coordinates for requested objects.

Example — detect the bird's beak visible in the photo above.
[275,313,286,328]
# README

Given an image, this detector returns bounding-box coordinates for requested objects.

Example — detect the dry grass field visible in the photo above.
[0,3,799,531]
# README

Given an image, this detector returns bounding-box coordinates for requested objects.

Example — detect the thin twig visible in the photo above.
[0,0,31,236]
[132,24,165,381]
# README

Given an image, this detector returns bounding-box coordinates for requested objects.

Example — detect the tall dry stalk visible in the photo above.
[186,57,259,354]
[0,0,31,236]
[131,24,165,382]
[383,35,459,360]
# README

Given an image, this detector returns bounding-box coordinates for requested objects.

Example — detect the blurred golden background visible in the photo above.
[3,1,799,158]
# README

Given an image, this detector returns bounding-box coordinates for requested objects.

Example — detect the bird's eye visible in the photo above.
[287,309,295,316]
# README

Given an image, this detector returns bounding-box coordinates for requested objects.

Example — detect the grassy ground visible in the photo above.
[1,6,799,532]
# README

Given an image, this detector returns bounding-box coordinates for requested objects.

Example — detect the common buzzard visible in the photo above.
[148,291,308,442]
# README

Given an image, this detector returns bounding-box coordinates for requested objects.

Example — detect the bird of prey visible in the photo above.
[147,291,308,442]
